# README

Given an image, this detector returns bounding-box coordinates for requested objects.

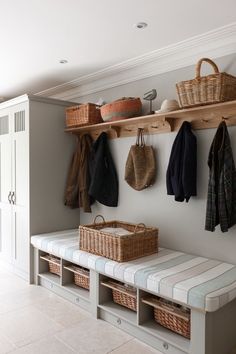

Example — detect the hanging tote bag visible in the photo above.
[125,128,156,191]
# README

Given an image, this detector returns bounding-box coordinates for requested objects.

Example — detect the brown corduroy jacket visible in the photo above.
[64,134,93,213]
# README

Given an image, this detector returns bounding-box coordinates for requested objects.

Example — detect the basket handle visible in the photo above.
[93,214,105,224]
[134,223,146,233]
[195,58,219,79]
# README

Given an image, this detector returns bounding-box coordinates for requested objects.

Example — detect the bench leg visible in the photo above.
[90,269,99,319]
[190,300,236,354]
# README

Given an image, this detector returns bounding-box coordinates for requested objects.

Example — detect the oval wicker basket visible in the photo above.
[100,97,142,122]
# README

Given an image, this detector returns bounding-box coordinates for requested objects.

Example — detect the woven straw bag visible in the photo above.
[125,128,156,191]
[176,58,236,108]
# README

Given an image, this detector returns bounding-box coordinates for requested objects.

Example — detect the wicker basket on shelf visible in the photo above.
[143,297,191,339]
[66,103,103,128]
[176,57,236,108]
[101,280,137,312]
[79,215,158,262]
[40,254,61,276]
[67,265,90,290]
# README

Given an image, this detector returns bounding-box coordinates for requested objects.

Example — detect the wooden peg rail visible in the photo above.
[65,100,236,139]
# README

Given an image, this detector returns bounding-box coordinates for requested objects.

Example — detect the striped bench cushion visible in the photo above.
[31,230,236,313]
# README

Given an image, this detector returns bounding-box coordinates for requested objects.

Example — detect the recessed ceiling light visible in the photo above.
[134,22,148,29]
[59,59,68,64]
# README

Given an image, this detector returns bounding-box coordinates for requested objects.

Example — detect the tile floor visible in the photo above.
[1,267,236,354]
[0,267,161,354]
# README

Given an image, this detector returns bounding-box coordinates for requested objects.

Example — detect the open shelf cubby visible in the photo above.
[38,253,61,285]
[99,276,138,324]
[138,291,191,352]
[61,261,90,301]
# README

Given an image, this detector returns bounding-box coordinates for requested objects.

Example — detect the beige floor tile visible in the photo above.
[33,294,91,327]
[0,285,53,315]
[9,336,75,354]
[109,338,162,354]
[0,333,16,354]
[0,305,63,347]
[55,317,132,354]
[0,276,29,295]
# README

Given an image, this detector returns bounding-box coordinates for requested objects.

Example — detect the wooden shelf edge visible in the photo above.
[65,100,236,139]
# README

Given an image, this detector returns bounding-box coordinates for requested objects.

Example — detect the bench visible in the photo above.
[31,230,236,354]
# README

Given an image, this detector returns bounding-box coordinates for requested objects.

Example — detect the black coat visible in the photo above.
[166,121,197,202]
[89,132,118,207]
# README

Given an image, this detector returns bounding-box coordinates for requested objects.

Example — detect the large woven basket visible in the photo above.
[143,297,190,339]
[100,97,142,122]
[101,280,137,312]
[66,103,103,128]
[40,254,61,276]
[79,215,158,262]
[176,58,236,108]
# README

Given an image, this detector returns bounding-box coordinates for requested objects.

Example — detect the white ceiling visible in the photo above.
[0,0,236,99]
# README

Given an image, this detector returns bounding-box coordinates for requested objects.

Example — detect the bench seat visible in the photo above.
[31,229,236,313]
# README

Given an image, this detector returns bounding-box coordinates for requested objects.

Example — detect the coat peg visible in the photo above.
[222,116,228,121]
[201,119,209,123]
[106,125,120,138]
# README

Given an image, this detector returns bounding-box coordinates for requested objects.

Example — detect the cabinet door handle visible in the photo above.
[8,192,12,204]
[11,192,15,205]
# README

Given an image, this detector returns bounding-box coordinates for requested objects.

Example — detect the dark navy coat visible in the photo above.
[166,121,197,202]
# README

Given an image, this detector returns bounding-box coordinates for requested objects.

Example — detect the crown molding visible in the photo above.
[36,22,236,100]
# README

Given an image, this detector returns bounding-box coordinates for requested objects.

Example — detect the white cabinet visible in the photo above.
[0,95,79,281]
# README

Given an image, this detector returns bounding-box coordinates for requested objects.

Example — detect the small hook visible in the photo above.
[222,116,228,121]
[201,119,209,123]
[106,125,120,137]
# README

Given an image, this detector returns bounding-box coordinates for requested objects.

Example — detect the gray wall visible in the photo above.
[73,53,236,264]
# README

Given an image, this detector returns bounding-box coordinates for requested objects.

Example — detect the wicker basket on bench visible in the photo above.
[142,297,191,339]
[79,215,158,262]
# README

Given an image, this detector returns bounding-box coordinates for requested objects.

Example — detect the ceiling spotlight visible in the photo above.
[134,22,148,29]
[59,59,68,64]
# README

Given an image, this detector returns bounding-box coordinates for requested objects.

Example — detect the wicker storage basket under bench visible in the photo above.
[79,215,158,262]
[40,254,61,276]
[142,297,191,339]
[101,280,137,312]
[64,265,90,290]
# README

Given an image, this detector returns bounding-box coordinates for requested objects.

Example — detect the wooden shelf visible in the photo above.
[65,100,236,139]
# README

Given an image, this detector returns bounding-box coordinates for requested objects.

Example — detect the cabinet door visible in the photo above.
[11,106,29,275]
[0,112,13,261]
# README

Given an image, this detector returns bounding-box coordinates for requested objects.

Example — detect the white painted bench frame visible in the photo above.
[34,248,236,354]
